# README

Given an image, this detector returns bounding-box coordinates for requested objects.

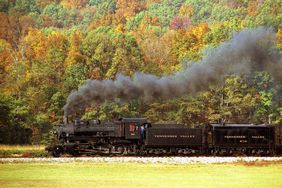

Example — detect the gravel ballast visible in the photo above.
[1,157,282,164]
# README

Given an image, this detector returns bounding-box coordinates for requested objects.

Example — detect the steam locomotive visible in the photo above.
[46,118,282,157]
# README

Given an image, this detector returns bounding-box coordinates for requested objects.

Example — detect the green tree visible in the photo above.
[255,0,282,29]
[42,3,69,27]
[148,0,184,27]
[204,19,244,46]
[0,94,12,127]
[0,0,14,13]
[252,72,277,124]
[64,63,87,91]
[221,76,256,123]
[125,11,145,31]
[82,31,115,79]
[89,0,116,16]
[82,101,140,121]
[14,0,39,15]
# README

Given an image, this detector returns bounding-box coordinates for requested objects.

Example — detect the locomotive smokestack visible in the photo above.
[63,27,282,116]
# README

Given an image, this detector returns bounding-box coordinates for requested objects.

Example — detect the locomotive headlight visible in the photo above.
[66,133,69,137]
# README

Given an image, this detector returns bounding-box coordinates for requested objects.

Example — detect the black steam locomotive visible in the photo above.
[46,118,282,157]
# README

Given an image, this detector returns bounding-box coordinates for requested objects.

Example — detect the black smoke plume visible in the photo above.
[63,27,282,116]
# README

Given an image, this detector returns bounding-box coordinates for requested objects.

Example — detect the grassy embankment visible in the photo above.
[0,162,282,188]
[0,145,47,157]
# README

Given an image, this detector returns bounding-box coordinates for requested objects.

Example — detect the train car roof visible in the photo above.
[150,124,185,128]
[118,117,148,123]
[209,123,272,127]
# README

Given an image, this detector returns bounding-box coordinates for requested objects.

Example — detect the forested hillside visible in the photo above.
[0,0,281,144]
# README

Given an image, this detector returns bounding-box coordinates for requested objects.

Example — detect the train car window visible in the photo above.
[129,124,136,135]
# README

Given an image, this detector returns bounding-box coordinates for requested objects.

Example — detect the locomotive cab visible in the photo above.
[119,118,150,140]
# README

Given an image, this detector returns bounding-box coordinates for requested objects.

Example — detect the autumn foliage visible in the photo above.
[0,0,281,144]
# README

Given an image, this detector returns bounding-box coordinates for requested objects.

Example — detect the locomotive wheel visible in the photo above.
[116,145,126,155]
[49,146,63,157]
[69,150,81,157]
[51,149,62,157]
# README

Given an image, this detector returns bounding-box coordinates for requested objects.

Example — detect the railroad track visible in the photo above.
[1,156,282,164]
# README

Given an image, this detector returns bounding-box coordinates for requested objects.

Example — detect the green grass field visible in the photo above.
[0,162,282,188]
